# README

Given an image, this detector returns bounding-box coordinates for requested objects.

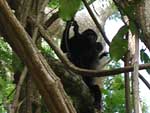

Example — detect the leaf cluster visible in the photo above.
[140,49,150,74]
[59,0,81,21]
[109,25,128,61]
[103,75,125,113]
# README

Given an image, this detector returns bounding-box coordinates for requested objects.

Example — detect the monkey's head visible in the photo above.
[82,29,98,46]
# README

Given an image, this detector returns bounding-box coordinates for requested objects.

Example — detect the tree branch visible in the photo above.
[0,1,77,113]
[45,11,59,28]
[139,74,150,90]
[11,67,27,113]
[82,0,110,45]
[36,21,150,77]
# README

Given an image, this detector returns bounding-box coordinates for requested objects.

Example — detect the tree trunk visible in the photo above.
[0,0,77,113]
[135,0,150,50]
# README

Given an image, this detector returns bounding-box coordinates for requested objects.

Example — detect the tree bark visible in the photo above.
[113,0,150,51]
[0,1,77,113]
[135,0,150,50]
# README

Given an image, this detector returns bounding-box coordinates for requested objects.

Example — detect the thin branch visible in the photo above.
[44,11,59,28]
[132,29,141,113]
[12,2,48,112]
[124,53,131,113]
[11,67,27,113]
[34,21,150,77]
[139,74,150,90]
[82,0,110,45]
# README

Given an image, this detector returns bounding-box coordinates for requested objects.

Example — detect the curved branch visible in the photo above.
[139,74,150,90]
[0,1,76,113]
[37,22,150,77]
[82,0,110,45]
[45,11,59,28]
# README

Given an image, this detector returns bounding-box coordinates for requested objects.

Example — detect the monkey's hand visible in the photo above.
[66,21,72,27]
[72,20,79,34]
[72,20,78,27]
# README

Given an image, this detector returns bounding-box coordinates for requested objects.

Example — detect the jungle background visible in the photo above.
[0,0,150,113]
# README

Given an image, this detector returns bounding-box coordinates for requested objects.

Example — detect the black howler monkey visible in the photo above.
[61,20,107,109]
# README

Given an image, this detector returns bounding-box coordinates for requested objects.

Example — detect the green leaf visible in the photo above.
[140,49,150,74]
[59,0,81,21]
[48,0,59,8]
[109,26,128,61]
[140,49,150,63]
[129,21,137,35]
[0,77,5,90]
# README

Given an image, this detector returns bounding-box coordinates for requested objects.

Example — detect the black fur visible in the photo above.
[61,20,106,109]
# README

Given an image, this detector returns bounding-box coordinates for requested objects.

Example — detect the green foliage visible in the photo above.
[0,37,13,78]
[59,0,81,21]
[0,38,12,63]
[109,25,128,61]
[40,40,58,59]
[140,49,150,63]
[129,21,137,35]
[0,76,14,97]
[48,0,59,8]
[103,61,148,113]
[103,75,125,113]
[102,62,126,112]
[0,37,23,73]
[0,76,15,113]
[140,49,150,74]
[0,37,15,112]
[142,101,149,113]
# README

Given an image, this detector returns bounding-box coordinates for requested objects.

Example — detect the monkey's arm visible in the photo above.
[61,21,72,53]
[72,20,80,37]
